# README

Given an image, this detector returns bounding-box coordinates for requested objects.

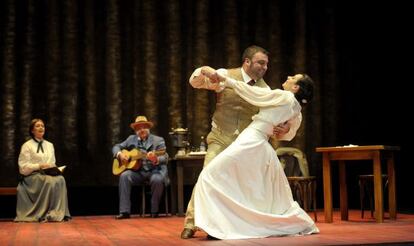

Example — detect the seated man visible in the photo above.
[113,115,168,219]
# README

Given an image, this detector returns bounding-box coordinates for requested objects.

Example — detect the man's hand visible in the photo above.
[201,66,225,84]
[147,151,159,165]
[273,121,290,138]
[200,66,215,77]
[118,152,129,162]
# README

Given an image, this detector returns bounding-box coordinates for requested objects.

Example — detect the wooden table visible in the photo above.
[170,155,204,216]
[316,145,399,223]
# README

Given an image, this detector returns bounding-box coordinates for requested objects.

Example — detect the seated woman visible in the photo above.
[15,118,70,222]
[194,68,319,239]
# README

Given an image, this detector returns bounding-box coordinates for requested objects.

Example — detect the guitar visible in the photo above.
[112,149,166,176]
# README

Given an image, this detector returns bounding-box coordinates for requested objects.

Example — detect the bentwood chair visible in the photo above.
[276,147,317,221]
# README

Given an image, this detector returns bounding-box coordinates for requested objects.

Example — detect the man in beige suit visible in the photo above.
[181,45,292,239]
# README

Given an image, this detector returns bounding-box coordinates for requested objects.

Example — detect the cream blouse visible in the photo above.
[18,139,56,176]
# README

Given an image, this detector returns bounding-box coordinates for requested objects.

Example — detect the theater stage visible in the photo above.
[1,210,414,245]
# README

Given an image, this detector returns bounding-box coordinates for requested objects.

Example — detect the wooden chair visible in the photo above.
[276,147,317,221]
[359,174,388,218]
[139,181,170,217]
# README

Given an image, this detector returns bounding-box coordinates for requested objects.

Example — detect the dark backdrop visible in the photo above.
[1,0,411,217]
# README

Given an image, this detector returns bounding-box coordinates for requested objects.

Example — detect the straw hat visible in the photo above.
[130,115,153,130]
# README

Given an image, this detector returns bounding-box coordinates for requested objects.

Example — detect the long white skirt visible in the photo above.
[194,127,319,239]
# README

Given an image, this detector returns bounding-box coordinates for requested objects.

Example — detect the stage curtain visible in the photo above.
[0,0,338,186]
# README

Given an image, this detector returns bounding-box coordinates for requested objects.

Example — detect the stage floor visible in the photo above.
[1,210,414,245]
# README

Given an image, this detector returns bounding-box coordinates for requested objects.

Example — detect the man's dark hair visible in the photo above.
[242,45,269,62]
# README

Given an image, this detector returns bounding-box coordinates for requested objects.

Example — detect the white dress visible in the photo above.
[194,78,319,239]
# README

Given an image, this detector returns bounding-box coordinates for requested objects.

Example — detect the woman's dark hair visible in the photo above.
[295,74,314,106]
[29,118,44,138]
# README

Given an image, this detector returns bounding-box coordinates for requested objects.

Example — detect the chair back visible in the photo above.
[276,147,310,177]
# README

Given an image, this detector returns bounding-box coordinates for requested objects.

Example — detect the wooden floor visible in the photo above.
[1,210,414,246]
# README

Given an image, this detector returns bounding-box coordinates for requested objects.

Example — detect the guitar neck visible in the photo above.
[130,149,166,161]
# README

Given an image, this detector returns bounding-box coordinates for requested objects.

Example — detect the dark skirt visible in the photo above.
[15,172,71,222]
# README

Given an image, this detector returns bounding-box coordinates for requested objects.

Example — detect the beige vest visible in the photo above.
[212,68,269,135]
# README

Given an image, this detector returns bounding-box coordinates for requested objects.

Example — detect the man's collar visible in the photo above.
[138,136,148,142]
[138,134,152,141]
[241,67,253,83]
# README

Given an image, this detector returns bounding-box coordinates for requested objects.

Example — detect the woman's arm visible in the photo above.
[18,143,40,176]
[47,142,57,167]
[207,70,294,108]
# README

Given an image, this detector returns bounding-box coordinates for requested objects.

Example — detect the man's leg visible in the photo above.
[181,128,235,238]
[149,172,164,216]
[182,142,223,226]
[118,170,145,218]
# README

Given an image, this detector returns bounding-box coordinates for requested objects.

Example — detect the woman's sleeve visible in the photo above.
[223,77,293,107]
[18,143,40,176]
[189,67,227,92]
[48,143,56,167]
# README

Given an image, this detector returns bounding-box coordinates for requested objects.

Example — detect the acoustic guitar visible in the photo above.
[112,149,166,176]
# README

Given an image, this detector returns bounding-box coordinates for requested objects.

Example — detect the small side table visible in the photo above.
[316,145,399,223]
[170,155,204,216]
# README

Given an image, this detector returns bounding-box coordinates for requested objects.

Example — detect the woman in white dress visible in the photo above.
[194,68,319,239]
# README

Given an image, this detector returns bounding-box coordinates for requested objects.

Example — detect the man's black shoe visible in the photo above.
[207,234,219,240]
[150,213,159,218]
[181,228,195,239]
[115,213,130,219]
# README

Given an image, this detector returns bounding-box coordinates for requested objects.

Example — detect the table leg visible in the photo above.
[373,151,384,222]
[387,153,397,219]
[339,160,348,220]
[169,161,177,215]
[322,154,333,223]
[177,163,184,216]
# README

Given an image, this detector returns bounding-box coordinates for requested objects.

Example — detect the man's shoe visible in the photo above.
[115,213,130,219]
[181,228,195,239]
[150,213,159,218]
[207,234,219,240]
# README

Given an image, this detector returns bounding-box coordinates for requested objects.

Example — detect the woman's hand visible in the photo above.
[39,163,52,169]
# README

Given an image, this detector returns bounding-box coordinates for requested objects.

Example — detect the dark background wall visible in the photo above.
[0,0,411,217]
